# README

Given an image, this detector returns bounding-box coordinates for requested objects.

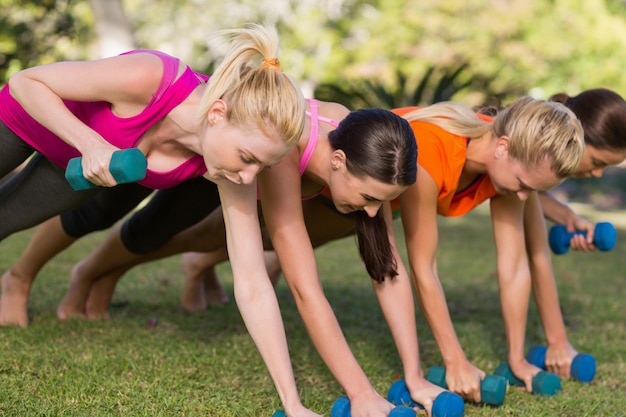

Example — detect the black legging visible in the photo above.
[0,122,100,241]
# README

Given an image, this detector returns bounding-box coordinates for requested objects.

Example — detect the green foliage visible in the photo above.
[314,61,480,108]
[0,0,93,83]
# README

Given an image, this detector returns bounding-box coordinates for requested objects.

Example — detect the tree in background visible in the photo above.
[3,0,626,106]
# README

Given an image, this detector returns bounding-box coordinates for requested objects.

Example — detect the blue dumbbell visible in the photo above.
[387,379,464,417]
[494,362,561,396]
[425,366,507,406]
[65,148,147,190]
[271,411,286,417]
[331,396,416,417]
[549,222,617,254]
[526,345,596,383]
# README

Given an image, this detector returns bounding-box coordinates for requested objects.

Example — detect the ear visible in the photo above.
[331,150,346,170]
[206,99,227,126]
[494,135,510,159]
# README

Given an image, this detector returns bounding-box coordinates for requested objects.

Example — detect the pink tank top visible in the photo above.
[301,99,339,200]
[0,50,209,189]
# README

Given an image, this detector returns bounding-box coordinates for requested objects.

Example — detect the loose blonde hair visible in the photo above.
[197,24,305,147]
[402,96,584,178]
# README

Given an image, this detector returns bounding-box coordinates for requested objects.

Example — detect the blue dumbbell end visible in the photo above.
[595,222,617,251]
[271,410,286,417]
[330,395,350,417]
[109,148,147,183]
[426,366,448,389]
[65,157,95,190]
[526,345,548,368]
[481,374,507,406]
[388,379,413,407]
[532,371,561,396]
[431,391,464,417]
[548,225,570,254]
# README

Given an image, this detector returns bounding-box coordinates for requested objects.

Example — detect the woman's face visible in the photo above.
[203,123,288,185]
[328,153,406,217]
[489,149,562,201]
[574,145,626,178]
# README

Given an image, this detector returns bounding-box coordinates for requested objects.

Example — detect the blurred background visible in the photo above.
[2,0,626,207]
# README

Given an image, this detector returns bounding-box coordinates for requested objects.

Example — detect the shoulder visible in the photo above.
[316,100,350,120]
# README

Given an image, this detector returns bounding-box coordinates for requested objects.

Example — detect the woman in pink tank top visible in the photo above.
[0,24,341,417]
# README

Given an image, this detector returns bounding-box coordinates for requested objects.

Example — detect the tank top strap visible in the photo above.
[302,99,320,175]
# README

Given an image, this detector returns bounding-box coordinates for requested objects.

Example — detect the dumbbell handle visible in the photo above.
[65,148,147,190]
[549,222,616,254]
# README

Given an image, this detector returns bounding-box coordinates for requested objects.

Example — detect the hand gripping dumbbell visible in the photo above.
[387,379,464,417]
[425,366,507,406]
[549,222,617,254]
[526,345,596,383]
[331,395,416,417]
[65,148,148,190]
[493,362,561,396]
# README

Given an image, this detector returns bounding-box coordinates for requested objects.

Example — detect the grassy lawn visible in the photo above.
[0,204,624,416]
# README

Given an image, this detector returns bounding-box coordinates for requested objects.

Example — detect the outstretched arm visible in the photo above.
[490,193,539,392]
[259,163,391,417]
[399,167,484,403]
[218,180,318,417]
[524,192,577,378]
[372,203,448,412]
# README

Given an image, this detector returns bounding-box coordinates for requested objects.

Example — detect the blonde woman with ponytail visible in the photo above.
[0,24,323,416]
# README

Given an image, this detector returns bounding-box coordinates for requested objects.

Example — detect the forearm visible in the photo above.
[373,267,422,381]
[296,294,374,397]
[538,191,576,225]
[498,268,531,363]
[413,269,465,366]
[234,276,301,409]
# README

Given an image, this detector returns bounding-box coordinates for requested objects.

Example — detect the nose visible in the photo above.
[364,203,382,218]
[590,167,605,178]
[239,167,261,185]
[516,190,530,201]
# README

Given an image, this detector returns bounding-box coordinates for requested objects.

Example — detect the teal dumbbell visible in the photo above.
[526,345,596,383]
[387,379,464,417]
[271,411,286,417]
[65,148,147,190]
[549,222,617,254]
[331,396,416,417]
[426,366,507,406]
[494,362,561,396]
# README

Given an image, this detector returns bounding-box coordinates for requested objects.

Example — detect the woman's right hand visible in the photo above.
[444,360,485,403]
[78,143,120,187]
[508,358,543,394]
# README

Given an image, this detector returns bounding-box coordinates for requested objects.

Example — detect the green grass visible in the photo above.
[0,204,625,416]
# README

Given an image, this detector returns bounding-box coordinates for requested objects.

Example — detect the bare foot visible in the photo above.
[0,269,32,327]
[181,272,207,312]
[56,261,91,320]
[84,274,120,320]
[181,252,229,311]
[203,268,229,305]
